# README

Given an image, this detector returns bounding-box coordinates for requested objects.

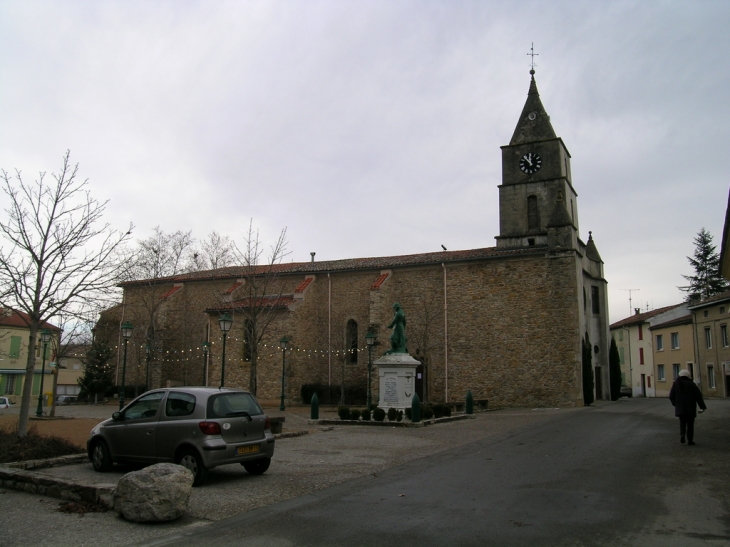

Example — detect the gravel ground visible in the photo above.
[0,406,567,547]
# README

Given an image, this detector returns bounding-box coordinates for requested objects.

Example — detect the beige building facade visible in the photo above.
[688,291,730,398]
[649,315,695,398]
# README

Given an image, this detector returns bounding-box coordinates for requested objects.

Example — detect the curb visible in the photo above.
[308,414,476,427]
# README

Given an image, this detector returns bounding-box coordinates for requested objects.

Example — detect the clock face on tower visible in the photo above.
[519,152,542,174]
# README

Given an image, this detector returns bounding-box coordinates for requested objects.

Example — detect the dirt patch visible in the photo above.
[56,500,109,514]
[0,415,103,463]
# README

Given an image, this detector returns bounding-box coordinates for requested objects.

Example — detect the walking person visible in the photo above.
[669,370,707,445]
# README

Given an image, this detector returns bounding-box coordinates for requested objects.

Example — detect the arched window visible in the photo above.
[243,320,253,362]
[527,195,539,230]
[346,319,358,364]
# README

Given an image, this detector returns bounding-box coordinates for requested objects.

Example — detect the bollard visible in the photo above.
[411,393,421,423]
[311,392,319,420]
[466,390,473,415]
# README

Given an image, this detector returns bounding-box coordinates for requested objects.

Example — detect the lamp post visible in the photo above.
[218,313,233,387]
[365,331,376,410]
[119,321,133,410]
[201,341,210,386]
[279,336,289,411]
[35,329,52,417]
[145,344,151,391]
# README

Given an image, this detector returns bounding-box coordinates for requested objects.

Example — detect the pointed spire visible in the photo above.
[547,191,573,228]
[509,72,557,145]
[585,231,603,262]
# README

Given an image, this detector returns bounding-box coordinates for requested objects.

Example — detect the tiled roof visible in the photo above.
[649,314,693,330]
[370,273,390,290]
[687,290,730,309]
[208,295,295,312]
[159,285,183,299]
[609,304,684,329]
[224,281,243,295]
[294,278,314,293]
[120,246,541,287]
[0,309,60,331]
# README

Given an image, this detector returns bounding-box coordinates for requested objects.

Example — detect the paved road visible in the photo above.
[129,398,730,547]
[2,399,728,546]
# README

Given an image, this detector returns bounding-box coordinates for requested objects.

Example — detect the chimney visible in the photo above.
[634,308,640,315]
[310,252,316,263]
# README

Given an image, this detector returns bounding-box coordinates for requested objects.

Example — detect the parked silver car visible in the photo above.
[87,387,275,485]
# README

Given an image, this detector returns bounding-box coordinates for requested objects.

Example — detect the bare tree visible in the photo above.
[230,221,289,395]
[188,231,236,271]
[0,151,132,437]
[408,296,440,402]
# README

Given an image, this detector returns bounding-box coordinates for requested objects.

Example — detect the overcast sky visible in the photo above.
[1,0,728,324]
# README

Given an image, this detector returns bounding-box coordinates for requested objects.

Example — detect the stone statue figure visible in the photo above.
[386,303,408,354]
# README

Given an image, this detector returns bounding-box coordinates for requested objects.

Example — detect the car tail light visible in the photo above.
[264,416,271,431]
[199,421,221,435]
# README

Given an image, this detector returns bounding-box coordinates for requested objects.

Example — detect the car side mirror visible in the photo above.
[112,411,122,421]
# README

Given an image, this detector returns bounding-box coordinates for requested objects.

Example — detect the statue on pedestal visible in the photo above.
[386,303,407,354]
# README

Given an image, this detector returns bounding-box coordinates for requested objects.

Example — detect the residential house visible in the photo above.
[610,304,688,397]
[688,291,730,398]
[649,313,695,397]
[0,308,60,405]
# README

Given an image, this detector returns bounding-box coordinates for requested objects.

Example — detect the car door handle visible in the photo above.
[146,428,154,435]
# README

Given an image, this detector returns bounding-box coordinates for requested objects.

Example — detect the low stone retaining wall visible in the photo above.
[0,465,115,508]
[308,414,476,427]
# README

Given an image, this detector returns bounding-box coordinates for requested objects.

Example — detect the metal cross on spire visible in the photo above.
[527,42,538,74]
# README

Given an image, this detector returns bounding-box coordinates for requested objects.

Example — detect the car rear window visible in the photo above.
[207,392,263,418]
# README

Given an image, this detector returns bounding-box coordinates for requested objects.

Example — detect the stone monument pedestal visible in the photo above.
[375,353,420,409]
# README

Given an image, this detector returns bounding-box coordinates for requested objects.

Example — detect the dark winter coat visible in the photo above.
[669,376,707,417]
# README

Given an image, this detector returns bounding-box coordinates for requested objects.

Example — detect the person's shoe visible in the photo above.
[688,441,696,445]
[680,436,685,444]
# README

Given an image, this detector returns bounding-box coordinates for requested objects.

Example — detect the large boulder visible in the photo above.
[113,463,194,522]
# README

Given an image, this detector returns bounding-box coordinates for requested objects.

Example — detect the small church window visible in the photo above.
[527,196,539,230]
[591,286,600,314]
[346,319,358,364]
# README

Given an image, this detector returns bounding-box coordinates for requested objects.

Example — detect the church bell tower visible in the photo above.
[496,69,579,250]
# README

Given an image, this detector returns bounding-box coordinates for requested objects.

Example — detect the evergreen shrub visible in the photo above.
[350,409,361,421]
[338,406,351,420]
[387,407,397,421]
[361,408,371,421]
[373,407,386,421]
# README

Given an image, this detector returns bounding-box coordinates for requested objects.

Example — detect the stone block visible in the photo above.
[113,463,194,522]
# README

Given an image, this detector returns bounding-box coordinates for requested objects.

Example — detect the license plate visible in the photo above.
[237,445,260,455]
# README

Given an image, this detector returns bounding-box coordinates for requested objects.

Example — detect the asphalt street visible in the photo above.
[130,398,730,547]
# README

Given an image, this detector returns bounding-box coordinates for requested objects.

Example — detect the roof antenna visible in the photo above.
[527,42,538,75]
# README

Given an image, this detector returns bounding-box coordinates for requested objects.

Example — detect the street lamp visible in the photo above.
[119,321,133,410]
[279,336,289,411]
[366,331,377,410]
[35,329,52,417]
[145,344,151,391]
[218,313,233,387]
[201,341,210,386]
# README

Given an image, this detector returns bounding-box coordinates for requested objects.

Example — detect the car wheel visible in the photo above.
[91,440,113,472]
[242,458,271,475]
[176,448,208,486]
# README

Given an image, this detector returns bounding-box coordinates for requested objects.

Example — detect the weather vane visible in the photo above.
[527,42,538,74]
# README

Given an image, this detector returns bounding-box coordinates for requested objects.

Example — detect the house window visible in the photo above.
[656,334,663,351]
[527,195,539,230]
[721,306,726,314]
[704,310,709,318]
[639,347,645,365]
[4,375,15,395]
[657,365,665,381]
[619,347,624,364]
[705,327,712,349]
[346,319,358,364]
[722,325,729,347]
[673,364,680,379]
[619,330,623,342]
[591,286,600,314]
[638,324,643,340]
[9,336,21,359]
[671,332,679,349]
[707,364,716,389]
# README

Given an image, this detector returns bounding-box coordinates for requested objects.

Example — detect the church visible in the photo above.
[104,69,610,408]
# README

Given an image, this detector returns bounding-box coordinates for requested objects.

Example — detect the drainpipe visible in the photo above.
[116,292,127,385]
[328,272,332,393]
[442,263,448,403]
